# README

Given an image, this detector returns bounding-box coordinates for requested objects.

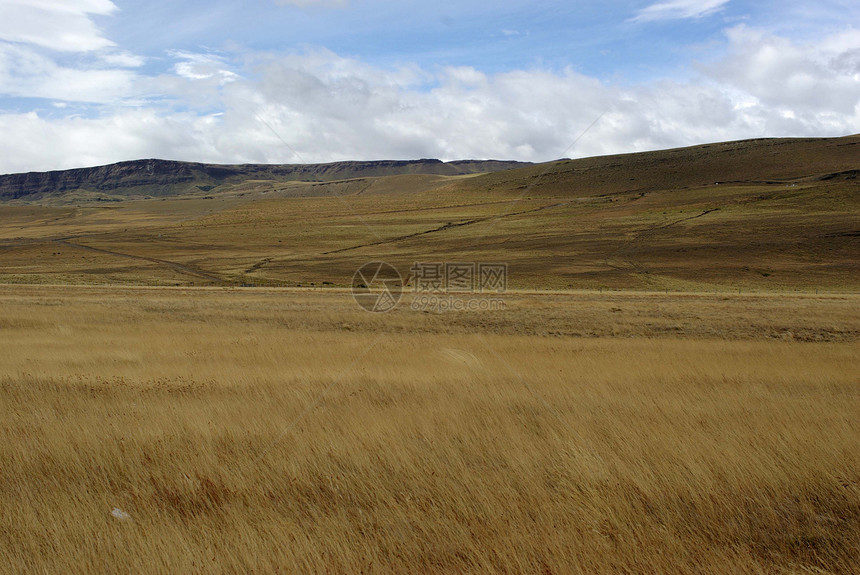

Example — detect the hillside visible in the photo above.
[462,135,860,197]
[0,135,857,291]
[0,158,531,202]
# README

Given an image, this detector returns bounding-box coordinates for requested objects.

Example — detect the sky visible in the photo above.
[0,0,858,173]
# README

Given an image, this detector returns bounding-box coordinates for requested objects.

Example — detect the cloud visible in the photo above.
[0,25,858,174]
[0,0,118,52]
[631,0,730,23]
[0,110,223,174]
[0,0,147,105]
[169,51,239,85]
[704,25,860,114]
[0,43,139,103]
[100,51,146,68]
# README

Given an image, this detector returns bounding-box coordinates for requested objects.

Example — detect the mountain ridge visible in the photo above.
[2,135,858,203]
[0,158,532,201]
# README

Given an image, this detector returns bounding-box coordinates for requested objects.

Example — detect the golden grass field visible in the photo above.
[1,137,858,572]
[1,137,858,293]
[1,286,859,574]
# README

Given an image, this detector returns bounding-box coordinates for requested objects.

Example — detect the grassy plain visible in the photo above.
[1,286,859,574]
[1,137,858,572]
[1,137,858,292]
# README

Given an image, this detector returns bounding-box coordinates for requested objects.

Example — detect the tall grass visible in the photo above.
[1,288,858,573]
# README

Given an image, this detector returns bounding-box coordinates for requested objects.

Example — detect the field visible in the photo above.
[1,286,859,574]
[1,137,859,573]
[1,137,858,292]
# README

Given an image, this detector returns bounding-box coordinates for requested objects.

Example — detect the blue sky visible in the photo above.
[101,1,736,80]
[0,0,858,172]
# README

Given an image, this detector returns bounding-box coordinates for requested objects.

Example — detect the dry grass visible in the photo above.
[1,138,858,292]
[2,286,859,573]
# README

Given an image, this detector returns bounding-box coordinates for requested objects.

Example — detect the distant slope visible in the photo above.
[461,135,860,197]
[0,135,857,291]
[0,158,531,202]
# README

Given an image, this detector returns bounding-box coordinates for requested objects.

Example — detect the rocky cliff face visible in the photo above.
[0,158,531,201]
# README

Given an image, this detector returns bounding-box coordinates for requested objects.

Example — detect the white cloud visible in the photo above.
[1,24,859,174]
[169,51,239,85]
[100,51,146,68]
[0,43,138,103]
[0,0,147,105]
[631,0,730,23]
[705,25,860,114]
[0,110,225,173]
[0,0,118,52]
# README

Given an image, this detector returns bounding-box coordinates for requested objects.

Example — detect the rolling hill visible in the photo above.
[0,135,857,291]
[0,158,531,202]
